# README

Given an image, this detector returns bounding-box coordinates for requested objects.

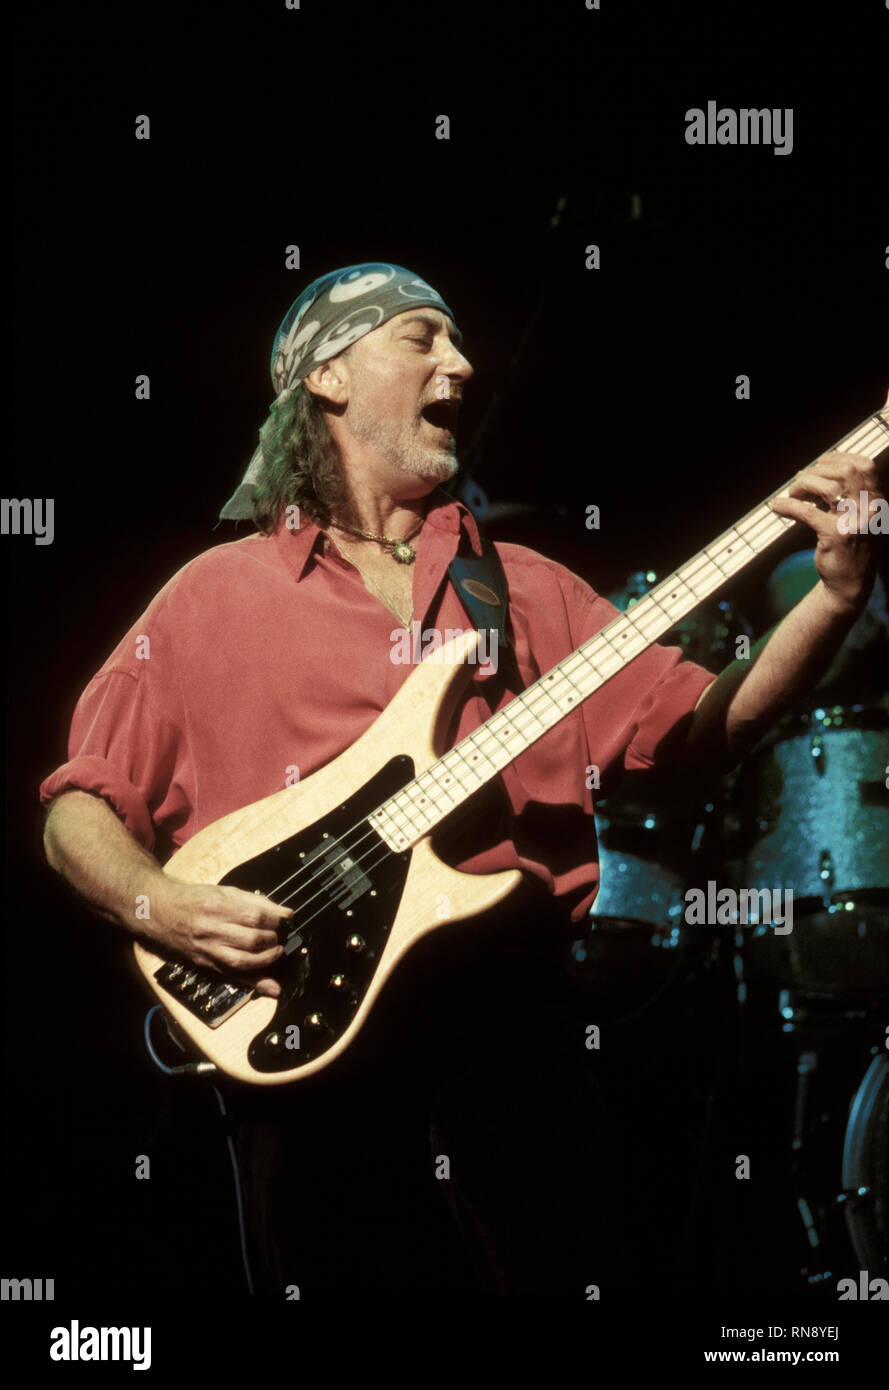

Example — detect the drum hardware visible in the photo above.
[787,1042,885,1289]
[789,1049,831,1273]
[839,1050,888,1274]
[730,929,747,1007]
[775,987,883,1033]
[749,1028,889,1290]
[792,1050,818,1153]
[796,1196,825,1255]
[689,810,713,857]
[835,1186,872,1204]
[811,729,825,775]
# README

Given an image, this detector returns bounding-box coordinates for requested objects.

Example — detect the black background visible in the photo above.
[5,0,888,1366]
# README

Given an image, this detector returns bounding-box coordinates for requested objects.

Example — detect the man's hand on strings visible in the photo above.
[769,451,882,613]
[146,878,293,998]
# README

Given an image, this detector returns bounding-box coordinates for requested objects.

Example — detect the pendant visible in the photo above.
[391,541,417,564]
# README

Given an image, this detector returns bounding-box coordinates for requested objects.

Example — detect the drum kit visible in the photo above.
[565,555,889,1289]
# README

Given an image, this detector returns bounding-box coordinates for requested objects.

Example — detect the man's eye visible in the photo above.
[407,337,433,347]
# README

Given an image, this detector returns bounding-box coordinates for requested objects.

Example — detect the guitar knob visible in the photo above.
[346,935,366,954]
[329,974,347,991]
[306,1013,324,1030]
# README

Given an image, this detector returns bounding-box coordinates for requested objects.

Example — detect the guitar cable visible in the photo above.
[143,1006,256,1295]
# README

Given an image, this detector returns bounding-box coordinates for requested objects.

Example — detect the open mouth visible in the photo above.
[420,400,460,433]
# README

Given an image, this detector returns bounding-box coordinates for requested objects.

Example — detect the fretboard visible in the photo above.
[371,403,889,852]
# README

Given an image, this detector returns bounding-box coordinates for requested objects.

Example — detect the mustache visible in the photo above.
[420,383,463,409]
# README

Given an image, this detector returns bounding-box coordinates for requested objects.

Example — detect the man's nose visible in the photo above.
[439,342,473,382]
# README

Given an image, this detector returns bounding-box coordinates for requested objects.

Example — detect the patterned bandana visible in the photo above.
[219,263,456,521]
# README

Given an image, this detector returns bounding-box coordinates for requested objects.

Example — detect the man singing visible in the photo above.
[40,262,882,1296]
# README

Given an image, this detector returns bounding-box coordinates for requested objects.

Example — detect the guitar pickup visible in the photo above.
[306,841,373,909]
[155,962,253,1028]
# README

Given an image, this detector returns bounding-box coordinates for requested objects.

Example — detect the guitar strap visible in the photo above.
[447,538,525,693]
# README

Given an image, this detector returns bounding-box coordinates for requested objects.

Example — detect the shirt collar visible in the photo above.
[273,487,483,581]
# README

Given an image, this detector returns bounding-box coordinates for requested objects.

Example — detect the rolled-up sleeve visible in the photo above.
[39,596,191,852]
[622,650,715,769]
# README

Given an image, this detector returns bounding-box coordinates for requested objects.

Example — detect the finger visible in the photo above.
[256,898,295,922]
[812,449,875,471]
[769,495,834,533]
[807,454,879,488]
[189,950,284,993]
[217,943,287,974]
[787,472,840,508]
[220,923,286,954]
[218,886,294,922]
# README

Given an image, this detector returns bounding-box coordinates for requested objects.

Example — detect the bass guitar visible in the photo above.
[135,396,889,1084]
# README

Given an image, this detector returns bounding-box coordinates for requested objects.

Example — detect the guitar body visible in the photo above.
[133,629,523,1085]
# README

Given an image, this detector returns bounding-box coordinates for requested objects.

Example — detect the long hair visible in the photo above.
[251,384,345,533]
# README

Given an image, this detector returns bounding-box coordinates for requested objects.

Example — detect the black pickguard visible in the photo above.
[219,756,413,1073]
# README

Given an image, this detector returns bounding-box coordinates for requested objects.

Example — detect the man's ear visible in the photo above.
[303,358,350,407]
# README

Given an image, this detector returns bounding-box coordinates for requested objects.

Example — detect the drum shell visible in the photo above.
[735,711,889,1000]
[737,716,889,898]
[567,810,704,998]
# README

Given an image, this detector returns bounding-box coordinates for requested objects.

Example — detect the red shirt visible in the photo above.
[39,492,714,925]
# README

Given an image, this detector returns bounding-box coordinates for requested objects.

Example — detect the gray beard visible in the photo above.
[348,403,459,483]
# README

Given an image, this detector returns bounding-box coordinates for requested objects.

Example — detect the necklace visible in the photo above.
[329,517,424,564]
[330,534,415,629]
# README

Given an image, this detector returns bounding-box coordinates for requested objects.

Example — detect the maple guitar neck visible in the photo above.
[370,401,889,853]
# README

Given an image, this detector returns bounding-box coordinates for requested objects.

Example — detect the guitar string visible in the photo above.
[250,413,889,943]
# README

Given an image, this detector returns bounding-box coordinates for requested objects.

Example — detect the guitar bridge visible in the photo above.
[154,961,253,1028]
